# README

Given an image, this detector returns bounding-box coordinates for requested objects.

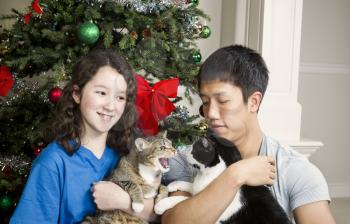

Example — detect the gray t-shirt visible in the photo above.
[259,135,331,222]
[162,135,331,222]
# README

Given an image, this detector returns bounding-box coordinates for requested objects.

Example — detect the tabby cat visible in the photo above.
[83,132,176,224]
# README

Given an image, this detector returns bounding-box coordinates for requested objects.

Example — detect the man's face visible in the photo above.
[200,80,250,144]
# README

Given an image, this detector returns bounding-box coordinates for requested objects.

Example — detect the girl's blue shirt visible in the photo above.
[10,141,119,224]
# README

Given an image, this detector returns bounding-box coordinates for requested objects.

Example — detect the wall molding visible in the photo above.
[300,62,350,75]
[329,183,350,198]
[281,139,323,158]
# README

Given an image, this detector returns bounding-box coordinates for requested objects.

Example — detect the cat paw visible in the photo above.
[144,190,157,198]
[154,198,170,215]
[132,202,144,213]
[154,196,188,215]
[167,181,192,192]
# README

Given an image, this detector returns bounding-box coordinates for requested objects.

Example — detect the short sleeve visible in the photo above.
[162,151,196,185]
[10,160,61,223]
[285,158,331,211]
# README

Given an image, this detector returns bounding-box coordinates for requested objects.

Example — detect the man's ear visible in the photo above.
[248,91,262,113]
[72,85,81,104]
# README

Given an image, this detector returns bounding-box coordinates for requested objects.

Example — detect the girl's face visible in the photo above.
[73,65,127,138]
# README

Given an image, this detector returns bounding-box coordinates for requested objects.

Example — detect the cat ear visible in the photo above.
[135,138,149,151]
[156,130,167,138]
[161,130,167,138]
[202,138,208,147]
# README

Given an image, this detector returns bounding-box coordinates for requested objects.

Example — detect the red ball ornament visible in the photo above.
[142,29,151,38]
[48,87,62,104]
[34,146,43,156]
[1,165,11,177]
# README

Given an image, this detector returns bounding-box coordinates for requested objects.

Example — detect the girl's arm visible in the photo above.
[10,163,60,223]
[161,156,276,224]
[92,181,158,221]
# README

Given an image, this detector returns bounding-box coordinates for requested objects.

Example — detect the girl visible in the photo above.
[10,49,155,223]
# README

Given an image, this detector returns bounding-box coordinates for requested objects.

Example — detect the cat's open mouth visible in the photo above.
[158,158,169,170]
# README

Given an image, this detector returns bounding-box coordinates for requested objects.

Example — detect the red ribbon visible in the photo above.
[32,0,43,15]
[135,74,179,136]
[24,13,32,24]
[0,65,14,97]
[24,0,42,24]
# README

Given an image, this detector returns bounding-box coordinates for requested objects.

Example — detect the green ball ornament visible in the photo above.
[192,51,202,63]
[200,25,211,38]
[0,195,13,210]
[175,141,186,149]
[188,0,199,6]
[18,167,27,176]
[78,22,100,44]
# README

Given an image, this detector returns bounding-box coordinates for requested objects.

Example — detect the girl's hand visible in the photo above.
[92,181,131,211]
[228,156,276,186]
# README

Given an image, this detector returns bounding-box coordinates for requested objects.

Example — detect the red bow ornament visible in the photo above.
[135,74,179,136]
[24,13,32,24]
[32,0,43,15]
[24,0,43,24]
[0,65,14,97]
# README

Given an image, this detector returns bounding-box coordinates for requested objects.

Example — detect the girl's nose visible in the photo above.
[103,98,116,111]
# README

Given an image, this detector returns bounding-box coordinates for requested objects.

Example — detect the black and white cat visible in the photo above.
[154,135,292,224]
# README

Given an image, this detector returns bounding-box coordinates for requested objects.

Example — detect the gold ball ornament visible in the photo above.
[195,121,208,131]
[0,43,8,56]
[130,31,138,40]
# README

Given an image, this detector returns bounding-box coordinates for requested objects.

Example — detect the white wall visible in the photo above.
[0,0,30,29]
[175,1,223,116]
[299,0,350,197]
[197,0,222,60]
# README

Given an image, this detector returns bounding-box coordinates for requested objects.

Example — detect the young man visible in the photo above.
[161,45,335,224]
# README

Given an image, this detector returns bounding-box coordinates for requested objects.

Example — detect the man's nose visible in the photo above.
[206,103,220,120]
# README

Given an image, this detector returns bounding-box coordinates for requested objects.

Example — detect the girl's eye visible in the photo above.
[116,96,126,101]
[95,91,106,96]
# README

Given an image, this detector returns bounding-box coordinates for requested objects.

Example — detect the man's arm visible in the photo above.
[293,201,336,224]
[92,181,158,222]
[286,157,335,224]
[161,156,276,224]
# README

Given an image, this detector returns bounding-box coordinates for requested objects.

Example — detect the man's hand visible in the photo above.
[229,156,276,186]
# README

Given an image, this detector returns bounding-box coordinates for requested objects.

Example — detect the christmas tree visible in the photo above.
[0,0,210,221]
